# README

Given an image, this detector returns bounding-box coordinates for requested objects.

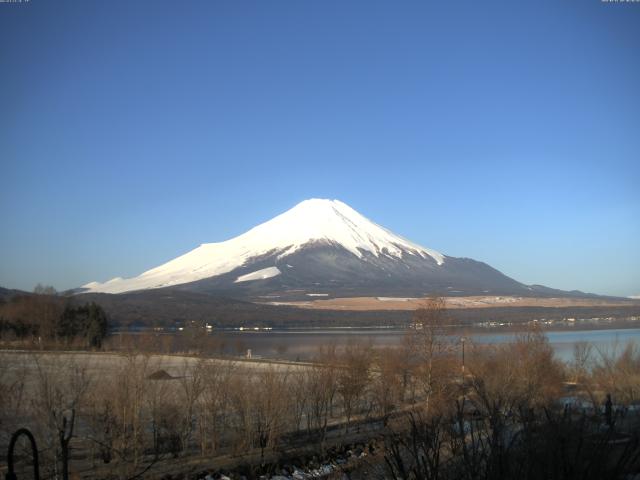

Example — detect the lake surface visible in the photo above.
[211,327,640,362]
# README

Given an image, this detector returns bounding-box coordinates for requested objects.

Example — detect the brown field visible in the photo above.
[262,295,640,311]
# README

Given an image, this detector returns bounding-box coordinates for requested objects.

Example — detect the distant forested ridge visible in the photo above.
[77,288,640,329]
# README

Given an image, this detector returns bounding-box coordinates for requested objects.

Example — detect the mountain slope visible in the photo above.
[80,198,589,299]
[82,199,445,294]
[169,243,536,300]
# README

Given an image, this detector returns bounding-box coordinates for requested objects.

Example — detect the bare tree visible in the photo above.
[199,359,236,455]
[228,368,255,454]
[336,342,371,432]
[410,296,453,414]
[0,353,30,446]
[109,353,151,468]
[31,354,90,480]
[593,340,640,407]
[85,383,119,466]
[372,348,404,426]
[251,367,291,465]
[383,410,447,480]
[511,326,565,406]
[33,283,57,295]
[571,340,593,383]
[304,358,338,448]
[176,358,204,455]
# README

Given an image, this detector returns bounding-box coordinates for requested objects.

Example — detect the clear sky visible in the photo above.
[1,0,638,297]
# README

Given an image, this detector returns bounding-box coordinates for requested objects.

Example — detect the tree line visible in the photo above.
[0,284,108,348]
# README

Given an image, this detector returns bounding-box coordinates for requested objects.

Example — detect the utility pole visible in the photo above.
[461,336,466,382]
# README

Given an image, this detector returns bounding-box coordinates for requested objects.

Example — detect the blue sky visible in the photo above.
[1,0,638,296]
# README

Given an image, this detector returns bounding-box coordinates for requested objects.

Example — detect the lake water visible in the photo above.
[211,327,640,363]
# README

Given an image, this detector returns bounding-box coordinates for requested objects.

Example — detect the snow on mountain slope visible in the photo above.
[82,199,445,294]
[234,266,281,283]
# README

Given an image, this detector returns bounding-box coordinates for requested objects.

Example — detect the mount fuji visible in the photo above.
[80,199,580,300]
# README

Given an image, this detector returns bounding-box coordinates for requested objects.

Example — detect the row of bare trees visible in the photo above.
[380,303,640,480]
[0,332,451,479]
[380,334,640,480]
[1,297,639,479]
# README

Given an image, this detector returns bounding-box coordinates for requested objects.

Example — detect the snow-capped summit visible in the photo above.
[234,198,444,264]
[82,199,445,294]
